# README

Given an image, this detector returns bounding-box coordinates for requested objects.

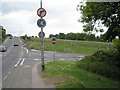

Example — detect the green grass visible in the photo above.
[43,61,120,88]
[25,37,111,54]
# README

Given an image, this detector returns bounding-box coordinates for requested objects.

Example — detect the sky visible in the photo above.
[0,0,106,37]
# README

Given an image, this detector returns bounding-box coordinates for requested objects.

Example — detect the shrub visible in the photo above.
[113,39,120,54]
[78,49,120,80]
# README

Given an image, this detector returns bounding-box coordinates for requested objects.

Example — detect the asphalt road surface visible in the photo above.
[1,37,88,88]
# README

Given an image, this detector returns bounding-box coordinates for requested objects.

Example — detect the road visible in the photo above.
[1,37,88,88]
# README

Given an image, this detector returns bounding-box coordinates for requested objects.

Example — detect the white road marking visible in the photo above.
[20,58,25,65]
[31,49,39,52]
[8,71,11,74]
[59,58,65,60]
[34,59,39,61]
[26,49,28,53]
[14,58,21,67]
[24,65,30,67]
[24,47,28,53]
[3,75,8,80]
[32,53,37,54]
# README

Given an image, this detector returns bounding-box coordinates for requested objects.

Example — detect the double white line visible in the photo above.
[14,58,25,67]
[20,58,25,65]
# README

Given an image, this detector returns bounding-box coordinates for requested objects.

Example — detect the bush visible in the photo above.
[113,39,120,54]
[77,49,120,80]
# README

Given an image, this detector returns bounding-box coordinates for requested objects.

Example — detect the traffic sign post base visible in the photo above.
[41,65,45,71]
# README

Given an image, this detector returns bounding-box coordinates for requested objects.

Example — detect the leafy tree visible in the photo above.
[58,33,65,39]
[54,34,59,39]
[6,34,12,37]
[77,2,120,41]
[49,34,54,38]
[66,33,76,40]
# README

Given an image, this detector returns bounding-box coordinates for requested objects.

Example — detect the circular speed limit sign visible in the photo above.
[37,8,46,18]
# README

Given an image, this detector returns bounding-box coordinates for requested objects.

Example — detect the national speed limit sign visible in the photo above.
[37,8,46,18]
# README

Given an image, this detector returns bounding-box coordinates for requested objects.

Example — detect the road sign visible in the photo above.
[37,8,46,18]
[37,19,46,28]
[38,31,45,38]
[52,37,56,44]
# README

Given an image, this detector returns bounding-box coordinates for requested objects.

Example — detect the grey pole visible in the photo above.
[40,0,44,71]
[41,28,44,71]
[53,44,55,61]
[40,0,42,8]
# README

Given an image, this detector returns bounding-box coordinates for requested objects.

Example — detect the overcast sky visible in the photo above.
[0,0,85,37]
[0,0,107,37]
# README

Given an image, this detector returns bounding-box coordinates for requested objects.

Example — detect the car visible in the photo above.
[9,37,12,39]
[0,45,7,52]
[13,43,19,46]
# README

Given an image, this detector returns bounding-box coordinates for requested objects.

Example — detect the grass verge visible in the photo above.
[43,61,120,88]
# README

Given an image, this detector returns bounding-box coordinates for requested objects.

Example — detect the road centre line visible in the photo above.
[20,58,25,65]
[14,58,22,67]
[8,71,11,74]
[3,75,8,80]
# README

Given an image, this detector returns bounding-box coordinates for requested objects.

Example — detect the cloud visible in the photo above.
[1,2,38,15]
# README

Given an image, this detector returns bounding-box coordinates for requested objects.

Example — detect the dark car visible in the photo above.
[9,37,12,39]
[13,43,19,46]
[0,45,7,52]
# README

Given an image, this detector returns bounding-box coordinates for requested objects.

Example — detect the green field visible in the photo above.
[43,61,120,88]
[25,37,111,54]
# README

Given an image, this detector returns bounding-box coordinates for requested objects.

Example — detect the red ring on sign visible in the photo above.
[37,8,46,18]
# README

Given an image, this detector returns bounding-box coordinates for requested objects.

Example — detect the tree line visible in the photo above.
[0,26,12,43]
[49,32,106,42]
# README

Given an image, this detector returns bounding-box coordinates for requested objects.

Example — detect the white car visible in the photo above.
[0,45,7,52]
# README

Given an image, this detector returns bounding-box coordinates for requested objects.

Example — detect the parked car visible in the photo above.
[13,43,19,46]
[0,45,7,52]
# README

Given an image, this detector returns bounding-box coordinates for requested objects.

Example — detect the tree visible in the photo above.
[49,34,54,38]
[77,2,120,41]
[59,33,65,39]
[66,33,76,40]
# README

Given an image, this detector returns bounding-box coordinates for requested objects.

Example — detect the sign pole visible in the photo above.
[40,0,42,8]
[40,0,44,71]
[53,44,55,61]
[41,28,44,71]
[37,0,46,71]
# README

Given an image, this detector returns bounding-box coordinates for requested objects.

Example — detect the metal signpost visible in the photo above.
[37,0,46,71]
[52,37,56,61]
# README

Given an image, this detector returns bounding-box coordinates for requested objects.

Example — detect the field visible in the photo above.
[24,37,120,88]
[25,37,111,54]
[43,61,120,88]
